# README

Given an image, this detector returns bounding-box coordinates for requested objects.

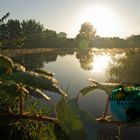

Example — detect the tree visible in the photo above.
[127,35,140,47]
[76,22,96,41]
[44,29,57,39]
[76,22,96,48]
[0,13,10,48]
[7,19,23,39]
[21,20,44,36]
[0,12,10,23]
[0,19,24,48]
[21,20,44,48]
[57,32,67,38]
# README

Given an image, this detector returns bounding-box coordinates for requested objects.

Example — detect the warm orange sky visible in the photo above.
[1,0,140,38]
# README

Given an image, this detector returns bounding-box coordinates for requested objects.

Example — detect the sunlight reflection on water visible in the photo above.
[91,53,112,73]
[12,48,140,139]
[42,49,127,116]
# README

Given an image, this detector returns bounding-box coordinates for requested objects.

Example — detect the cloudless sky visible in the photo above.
[0,0,140,38]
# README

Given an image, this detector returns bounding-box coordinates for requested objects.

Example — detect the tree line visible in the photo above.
[0,13,140,49]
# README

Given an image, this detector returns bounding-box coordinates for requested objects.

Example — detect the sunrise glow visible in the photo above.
[74,5,122,37]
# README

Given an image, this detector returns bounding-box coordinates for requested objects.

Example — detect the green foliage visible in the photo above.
[0,54,14,71]
[57,32,67,39]
[34,69,55,77]
[21,20,44,36]
[0,12,10,23]
[76,22,96,41]
[76,22,96,48]
[0,18,25,48]
[1,13,140,49]
[0,54,66,98]
[0,54,67,139]
[27,87,51,100]
[0,82,21,97]
[0,91,57,140]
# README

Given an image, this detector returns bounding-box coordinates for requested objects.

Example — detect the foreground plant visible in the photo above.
[0,54,66,121]
[0,54,69,139]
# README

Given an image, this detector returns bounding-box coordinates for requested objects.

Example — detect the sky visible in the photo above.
[0,0,140,38]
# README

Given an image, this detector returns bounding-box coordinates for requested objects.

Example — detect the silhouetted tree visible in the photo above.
[7,20,22,39]
[44,29,57,39]
[0,13,10,48]
[21,20,44,36]
[21,20,44,48]
[0,19,24,48]
[76,22,96,40]
[57,32,67,38]
[76,22,96,48]
[127,35,140,47]
[0,12,10,23]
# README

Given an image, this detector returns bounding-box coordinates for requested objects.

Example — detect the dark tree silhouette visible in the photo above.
[57,32,67,38]
[21,20,44,36]
[76,22,96,48]
[0,19,24,48]
[76,22,96,41]
[0,12,10,23]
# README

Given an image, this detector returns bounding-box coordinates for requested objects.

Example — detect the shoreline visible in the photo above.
[0,47,139,57]
[0,48,57,57]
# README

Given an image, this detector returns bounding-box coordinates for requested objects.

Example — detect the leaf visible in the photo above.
[0,54,14,76]
[34,69,54,77]
[56,97,98,140]
[11,71,66,96]
[80,85,97,96]
[14,63,26,72]
[0,54,14,70]
[89,79,99,85]
[0,82,21,97]
[0,55,14,77]
[81,79,120,96]
[27,87,51,100]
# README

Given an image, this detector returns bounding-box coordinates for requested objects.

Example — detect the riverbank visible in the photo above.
[0,48,57,57]
[0,47,139,58]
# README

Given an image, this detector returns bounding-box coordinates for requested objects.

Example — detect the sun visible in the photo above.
[74,5,122,37]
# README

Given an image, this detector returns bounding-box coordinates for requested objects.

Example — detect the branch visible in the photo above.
[97,119,125,125]
[0,113,58,123]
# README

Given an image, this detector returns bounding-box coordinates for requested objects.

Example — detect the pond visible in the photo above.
[12,48,140,139]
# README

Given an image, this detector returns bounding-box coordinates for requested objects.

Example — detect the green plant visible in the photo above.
[0,54,67,139]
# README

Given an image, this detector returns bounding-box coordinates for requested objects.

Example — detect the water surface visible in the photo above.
[13,48,140,139]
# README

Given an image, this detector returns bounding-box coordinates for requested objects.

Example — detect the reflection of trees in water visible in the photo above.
[107,49,140,83]
[12,49,75,70]
[76,49,94,71]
